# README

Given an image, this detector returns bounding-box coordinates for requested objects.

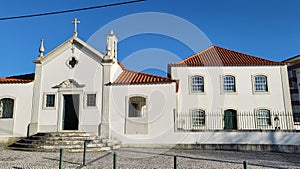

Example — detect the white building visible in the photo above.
[0,21,297,146]
[169,46,293,131]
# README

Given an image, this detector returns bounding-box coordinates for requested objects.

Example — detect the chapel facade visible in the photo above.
[0,21,297,145]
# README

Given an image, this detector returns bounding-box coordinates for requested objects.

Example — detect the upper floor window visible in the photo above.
[191,75,204,93]
[128,96,146,118]
[192,109,205,127]
[254,75,268,92]
[0,98,14,118]
[256,109,271,126]
[223,75,236,92]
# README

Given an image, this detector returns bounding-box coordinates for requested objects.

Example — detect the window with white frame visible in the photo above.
[192,109,205,127]
[254,75,268,92]
[86,94,96,107]
[256,109,271,126]
[223,75,236,92]
[191,75,204,93]
[45,94,55,108]
[0,98,14,118]
[128,96,146,118]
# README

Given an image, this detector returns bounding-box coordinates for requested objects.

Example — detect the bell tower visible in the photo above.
[101,30,119,138]
[104,30,118,63]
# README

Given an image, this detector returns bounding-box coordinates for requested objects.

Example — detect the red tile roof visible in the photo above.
[0,73,35,84]
[113,69,177,85]
[111,63,178,91]
[169,45,285,67]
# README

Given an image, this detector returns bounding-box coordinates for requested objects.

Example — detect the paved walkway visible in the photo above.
[0,147,299,168]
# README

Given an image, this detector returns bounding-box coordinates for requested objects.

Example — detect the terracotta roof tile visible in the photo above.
[0,73,35,84]
[111,63,178,91]
[169,45,285,67]
[112,69,176,85]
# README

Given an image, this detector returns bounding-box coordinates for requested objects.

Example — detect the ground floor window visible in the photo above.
[45,94,55,108]
[0,98,14,118]
[86,94,96,107]
[128,96,146,117]
[192,109,205,127]
[256,109,271,126]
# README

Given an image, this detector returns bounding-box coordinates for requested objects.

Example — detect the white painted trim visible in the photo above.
[42,92,57,110]
[0,96,16,119]
[0,96,16,135]
[189,107,207,129]
[34,36,104,65]
[126,94,148,119]
[220,74,238,95]
[188,74,206,95]
[254,107,272,128]
[84,92,98,109]
[251,74,270,94]
[57,91,83,131]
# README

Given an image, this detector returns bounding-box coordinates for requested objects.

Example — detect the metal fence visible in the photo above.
[175,111,296,131]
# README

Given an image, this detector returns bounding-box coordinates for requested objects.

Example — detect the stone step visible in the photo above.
[9,146,113,153]
[8,132,121,152]
[40,143,106,149]
[12,141,107,148]
[29,135,101,141]
[34,132,98,137]
[18,138,104,145]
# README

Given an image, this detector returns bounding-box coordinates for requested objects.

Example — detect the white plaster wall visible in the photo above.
[37,42,103,132]
[169,66,293,130]
[111,62,123,82]
[0,83,33,136]
[171,66,290,113]
[110,83,177,143]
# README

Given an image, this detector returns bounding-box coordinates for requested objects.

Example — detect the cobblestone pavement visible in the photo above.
[0,147,299,169]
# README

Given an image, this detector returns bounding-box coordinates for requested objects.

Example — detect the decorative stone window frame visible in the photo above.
[43,92,57,110]
[126,95,148,119]
[0,96,16,119]
[190,108,206,129]
[252,74,270,94]
[189,74,206,95]
[254,108,272,127]
[220,74,238,95]
[84,92,97,108]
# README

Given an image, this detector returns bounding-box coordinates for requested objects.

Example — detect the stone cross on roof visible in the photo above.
[72,18,80,36]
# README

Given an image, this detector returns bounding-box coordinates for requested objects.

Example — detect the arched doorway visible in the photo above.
[224,109,237,130]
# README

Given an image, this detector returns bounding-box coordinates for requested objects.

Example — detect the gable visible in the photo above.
[34,36,105,65]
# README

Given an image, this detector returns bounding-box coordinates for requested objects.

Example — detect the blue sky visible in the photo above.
[1,0,300,77]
